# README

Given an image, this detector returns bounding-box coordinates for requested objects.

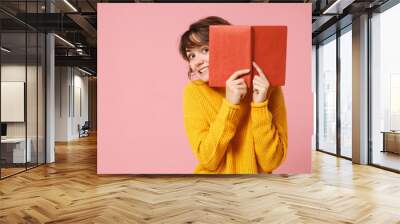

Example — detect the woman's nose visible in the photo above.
[195,58,205,67]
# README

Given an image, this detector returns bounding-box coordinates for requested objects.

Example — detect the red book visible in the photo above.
[209,25,287,87]
[209,26,252,87]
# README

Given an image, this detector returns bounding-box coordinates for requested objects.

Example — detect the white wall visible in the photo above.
[1,65,41,137]
[72,73,89,138]
[1,64,46,164]
[55,66,70,141]
[55,67,89,141]
[1,65,26,133]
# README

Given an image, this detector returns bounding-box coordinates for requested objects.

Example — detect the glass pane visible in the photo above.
[27,31,38,169]
[25,0,39,170]
[1,31,27,177]
[340,28,352,158]
[38,32,45,165]
[371,3,400,171]
[0,1,46,178]
[317,36,337,154]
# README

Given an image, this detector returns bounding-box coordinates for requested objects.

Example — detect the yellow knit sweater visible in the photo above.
[183,80,288,174]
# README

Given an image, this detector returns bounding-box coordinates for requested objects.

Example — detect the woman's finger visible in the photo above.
[233,83,247,90]
[235,81,247,87]
[232,82,247,89]
[253,79,266,88]
[253,75,268,86]
[230,78,245,85]
[252,61,265,76]
[239,88,247,95]
[254,82,267,91]
[227,69,251,82]
[252,61,270,82]
[235,86,247,92]
[253,83,263,91]
[253,76,263,84]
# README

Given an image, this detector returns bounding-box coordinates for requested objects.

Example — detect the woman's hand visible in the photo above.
[252,61,270,103]
[225,69,250,105]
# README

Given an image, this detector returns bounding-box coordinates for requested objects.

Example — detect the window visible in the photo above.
[371,2,400,171]
[0,1,46,179]
[317,35,337,154]
[339,27,352,158]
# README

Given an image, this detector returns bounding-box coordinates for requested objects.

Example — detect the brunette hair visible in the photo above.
[179,16,231,62]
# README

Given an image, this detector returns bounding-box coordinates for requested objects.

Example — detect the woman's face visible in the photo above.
[186,45,209,82]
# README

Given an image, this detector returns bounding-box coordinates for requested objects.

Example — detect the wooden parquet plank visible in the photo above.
[0,134,400,223]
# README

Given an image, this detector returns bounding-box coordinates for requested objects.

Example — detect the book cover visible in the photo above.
[209,25,252,87]
[209,25,287,87]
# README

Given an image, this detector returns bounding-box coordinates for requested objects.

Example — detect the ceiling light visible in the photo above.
[54,34,75,48]
[1,47,11,53]
[322,0,355,15]
[63,0,78,12]
[78,67,93,76]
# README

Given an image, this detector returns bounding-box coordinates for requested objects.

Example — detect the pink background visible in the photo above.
[98,3,312,174]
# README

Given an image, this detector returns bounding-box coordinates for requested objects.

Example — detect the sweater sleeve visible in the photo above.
[183,85,242,171]
[250,86,288,173]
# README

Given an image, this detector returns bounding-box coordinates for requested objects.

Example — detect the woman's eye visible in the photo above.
[202,48,209,53]
[188,54,195,60]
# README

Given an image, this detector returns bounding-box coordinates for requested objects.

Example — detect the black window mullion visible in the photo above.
[44,32,47,164]
[36,0,39,167]
[367,10,373,165]
[25,0,28,171]
[336,29,341,157]
[316,45,320,150]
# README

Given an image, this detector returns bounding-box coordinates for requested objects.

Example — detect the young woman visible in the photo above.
[180,16,288,174]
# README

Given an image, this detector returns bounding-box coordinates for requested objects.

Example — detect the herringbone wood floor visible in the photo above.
[1,134,400,224]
